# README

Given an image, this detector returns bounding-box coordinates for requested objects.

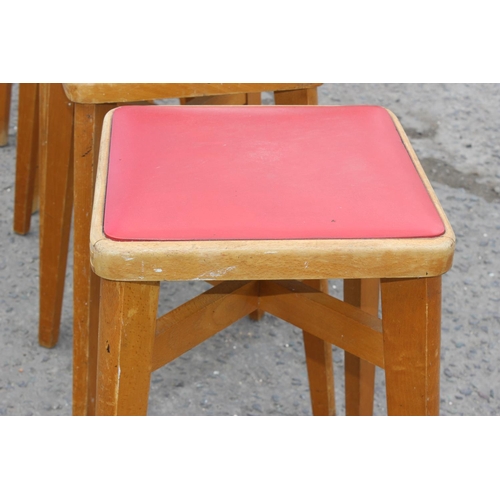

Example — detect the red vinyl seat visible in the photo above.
[104,105,445,241]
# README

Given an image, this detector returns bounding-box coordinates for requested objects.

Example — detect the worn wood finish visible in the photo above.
[259,280,384,368]
[381,276,442,416]
[63,83,321,104]
[72,102,115,415]
[344,279,379,416]
[302,279,335,416]
[96,279,159,416]
[92,230,455,282]
[0,83,12,146]
[38,84,74,348]
[152,281,258,370]
[13,84,39,234]
[91,109,455,282]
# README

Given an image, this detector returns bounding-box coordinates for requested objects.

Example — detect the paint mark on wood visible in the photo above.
[197,266,236,279]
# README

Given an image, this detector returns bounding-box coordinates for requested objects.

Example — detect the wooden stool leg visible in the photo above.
[13,83,39,234]
[302,279,336,416]
[0,83,12,146]
[273,87,318,105]
[72,102,115,415]
[381,276,442,416]
[344,278,379,416]
[97,280,159,416]
[38,83,74,348]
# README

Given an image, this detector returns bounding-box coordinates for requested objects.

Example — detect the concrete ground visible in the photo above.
[0,83,499,416]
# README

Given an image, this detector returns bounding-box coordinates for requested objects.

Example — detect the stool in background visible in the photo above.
[90,105,455,416]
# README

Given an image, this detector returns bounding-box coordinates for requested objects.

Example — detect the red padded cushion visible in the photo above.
[104,105,445,241]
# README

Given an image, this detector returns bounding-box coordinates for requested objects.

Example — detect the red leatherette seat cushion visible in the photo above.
[103,105,445,241]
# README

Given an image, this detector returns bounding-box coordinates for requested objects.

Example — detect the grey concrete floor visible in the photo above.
[0,83,499,416]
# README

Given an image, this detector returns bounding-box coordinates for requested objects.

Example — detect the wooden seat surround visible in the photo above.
[90,105,455,416]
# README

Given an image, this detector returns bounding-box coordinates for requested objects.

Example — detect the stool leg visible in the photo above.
[38,83,74,348]
[97,280,160,416]
[344,278,379,416]
[302,279,336,416]
[72,102,115,415]
[0,83,12,146]
[13,83,39,235]
[381,276,442,416]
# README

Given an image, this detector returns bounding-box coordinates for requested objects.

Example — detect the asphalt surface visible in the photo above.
[0,83,499,416]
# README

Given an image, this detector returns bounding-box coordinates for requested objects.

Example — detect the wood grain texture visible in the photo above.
[0,83,12,146]
[63,83,321,103]
[152,280,258,370]
[260,280,384,368]
[96,280,159,416]
[38,84,74,348]
[381,276,442,416]
[13,84,39,234]
[72,102,115,415]
[344,279,379,416]
[302,279,335,416]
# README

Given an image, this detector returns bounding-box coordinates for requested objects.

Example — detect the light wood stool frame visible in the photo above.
[90,108,455,416]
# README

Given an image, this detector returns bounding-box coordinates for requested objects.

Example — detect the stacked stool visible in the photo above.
[90,104,455,416]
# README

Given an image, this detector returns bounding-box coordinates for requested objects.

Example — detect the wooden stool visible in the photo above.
[90,105,455,416]
[11,83,320,415]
